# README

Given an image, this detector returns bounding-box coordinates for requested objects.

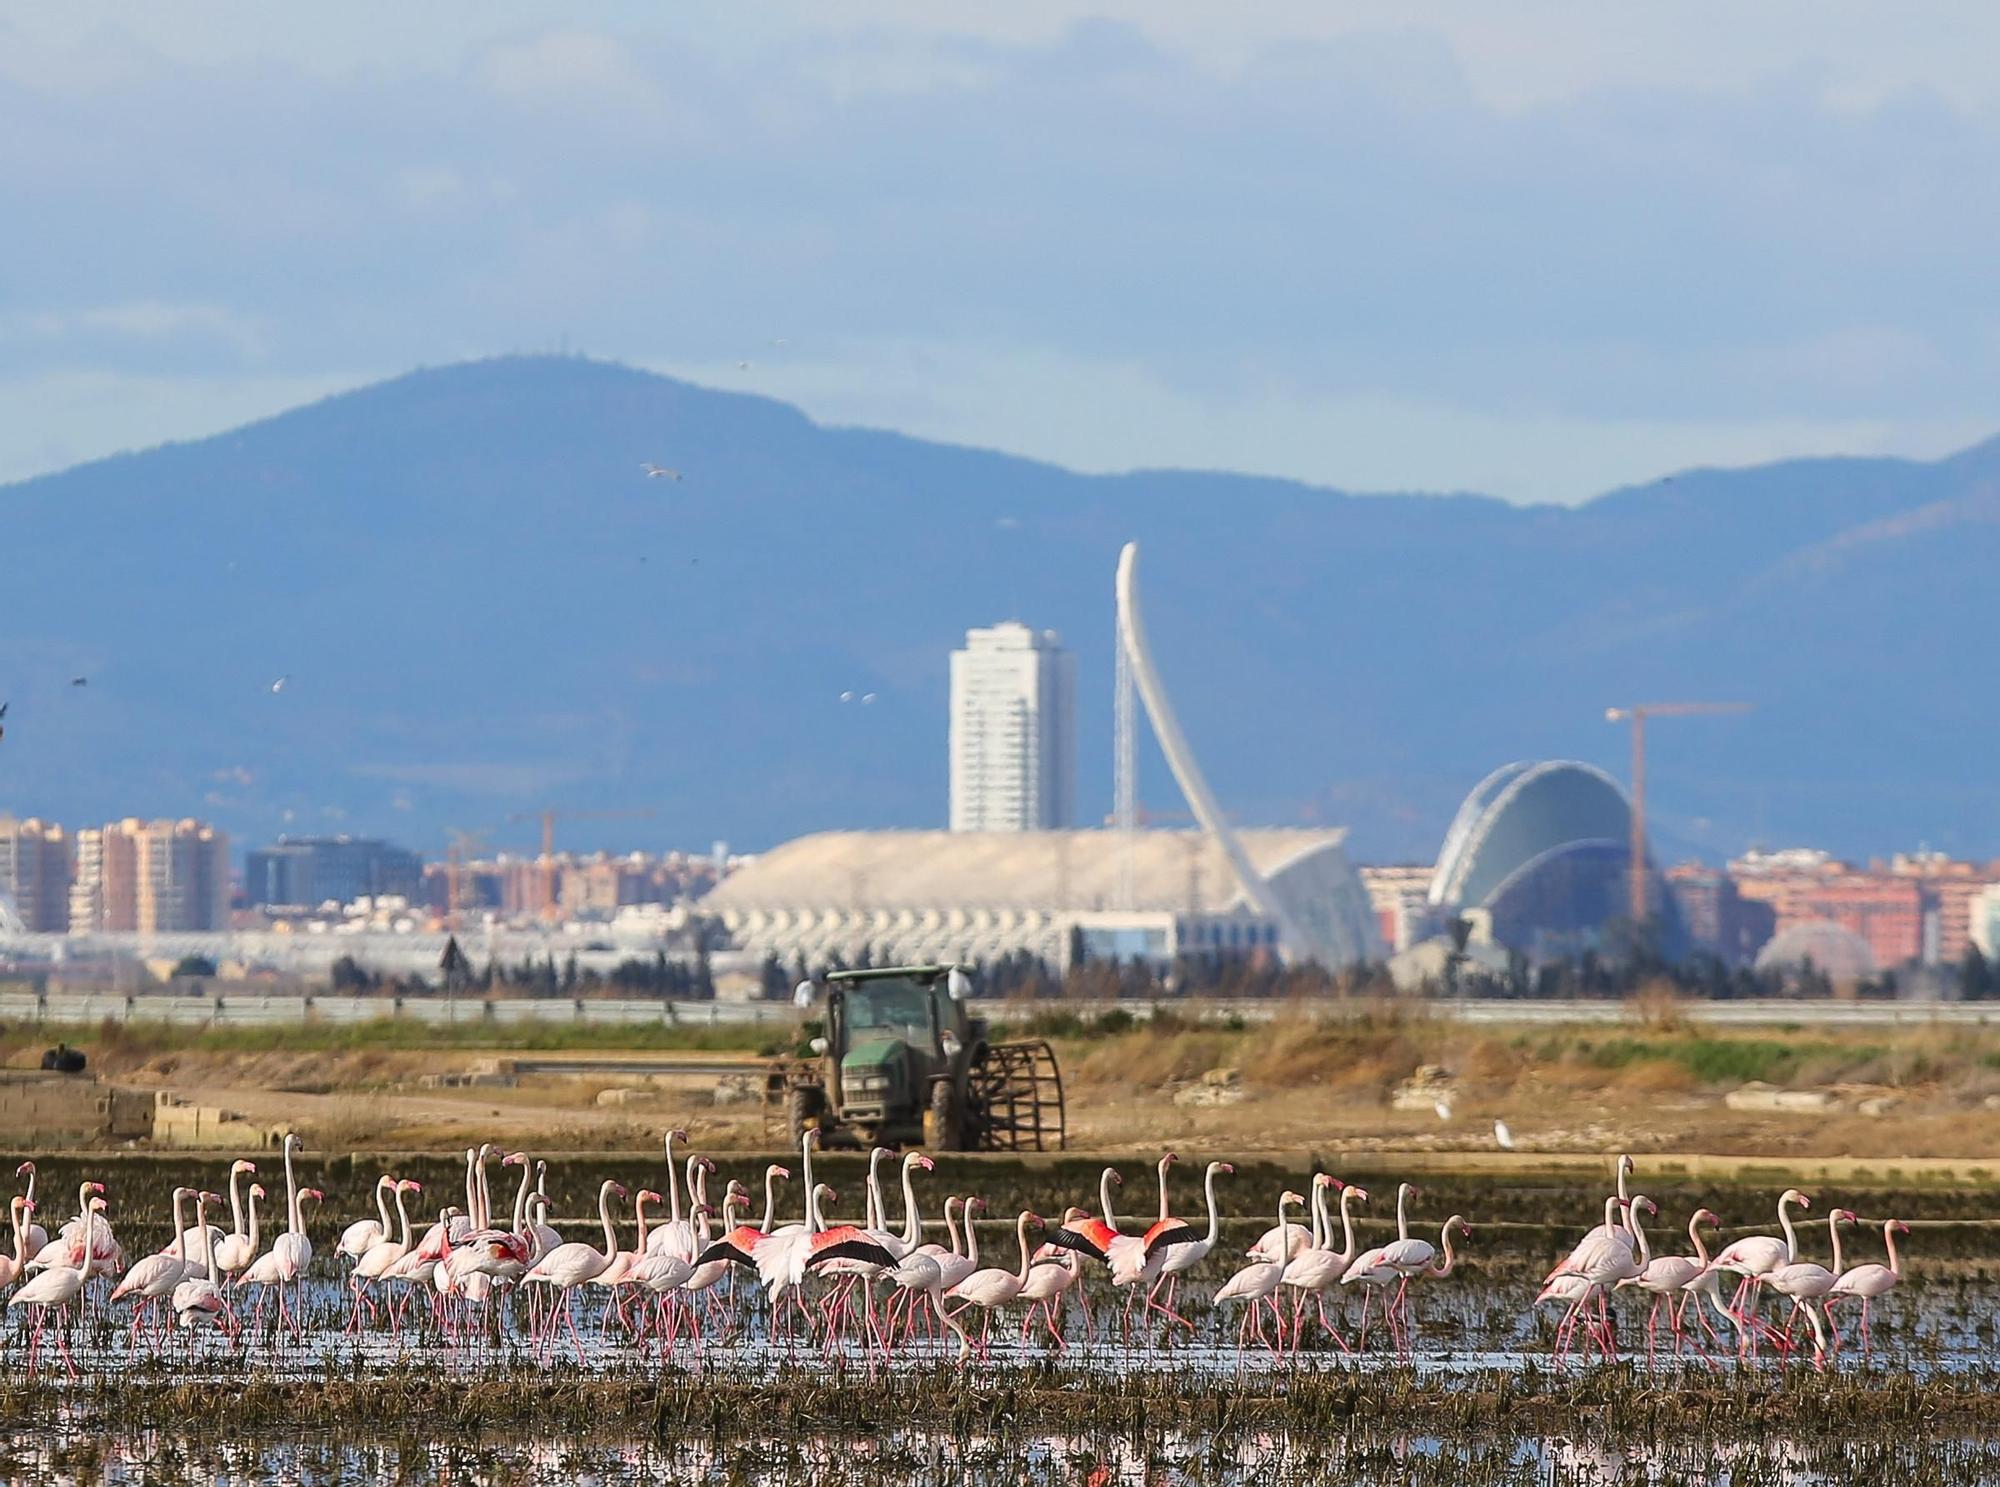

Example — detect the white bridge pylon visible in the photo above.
[1114,541,1313,962]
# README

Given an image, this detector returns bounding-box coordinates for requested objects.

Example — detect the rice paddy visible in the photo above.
[1,1151,1992,1484]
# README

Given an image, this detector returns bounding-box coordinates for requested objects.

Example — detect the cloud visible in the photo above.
[4,12,2000,498]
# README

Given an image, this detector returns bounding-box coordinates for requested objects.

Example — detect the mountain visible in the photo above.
[3,355,1997,864]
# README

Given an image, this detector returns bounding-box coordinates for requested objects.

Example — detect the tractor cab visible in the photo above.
[764,962,1062,1152]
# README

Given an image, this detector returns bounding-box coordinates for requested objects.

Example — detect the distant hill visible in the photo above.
[3,355,1996,863]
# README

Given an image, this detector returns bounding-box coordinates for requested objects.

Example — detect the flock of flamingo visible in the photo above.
[0,1136,1907,1379]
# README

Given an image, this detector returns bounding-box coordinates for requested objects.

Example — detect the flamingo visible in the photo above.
[1702,1187,1812,1353]
[945,1209,1044,1357]
[170,1189,234,1336]
[692,1166,791,1274]
[1617,1206,1720,1362]
[1282,1179,1368,1350]
[338,1176,397,1264]
[522,1178,628,1364]
[1757,1207,1852,1366]
[8,1182,100,1376]
[1826,1216,1907,1360]
[210,1160,260,1279]
[1145,1160,1234,1330]
[1340,1181,1424,1351]
[627,1202,698,1347]
[1538,1195,1643,1361]
[1217,1190,1306,1359]
[1016,1206,1088,1349]
[239,1185,326,1338]
[349,1179,421,1333]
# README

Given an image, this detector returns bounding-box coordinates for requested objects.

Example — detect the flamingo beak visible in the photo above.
[14,1161,31,1176]
[1220,1163,1235,1175]
[918,1156,936,1171]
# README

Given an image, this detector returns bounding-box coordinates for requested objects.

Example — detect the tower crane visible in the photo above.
[506,807,658,920]
[1604,702,1751,924]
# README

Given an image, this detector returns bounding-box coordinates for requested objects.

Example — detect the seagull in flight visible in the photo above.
[1493,1119,1516,1151]
[270,675,289,694]
[1433,1098,1452,1122]
[70,676,87,687]
[861,692,878,704]
[839,691,855,703]
[736,360,753,371]
[641,463,683,481]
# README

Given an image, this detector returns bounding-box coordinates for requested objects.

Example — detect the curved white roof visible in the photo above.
[1429,760,1630,910]
[709,828,1351,917]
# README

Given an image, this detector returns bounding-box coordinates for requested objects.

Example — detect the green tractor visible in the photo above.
[763,964,1064,1152]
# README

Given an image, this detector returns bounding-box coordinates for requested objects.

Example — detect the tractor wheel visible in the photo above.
[786,1086,825,1148]
[925,1078,963,1151]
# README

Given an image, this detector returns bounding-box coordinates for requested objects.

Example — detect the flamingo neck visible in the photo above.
[1883,1220,1902,1278]
[1273,1197,1294,1261]
[1100,1171,1120,1233]
[759,1171,780,1234]
[378,1177,396,1235]
[799,1135,816,1223]
[1777,1195,1802,1261]
[283,1142,301,1233]
[511,1166,531,1236]
[474,1152,490,1231]
[1601,1195,1621,1234]
[596,1183,619,1261]
[8,1199,23,1264]
[460,1150,476,1231]
[866,1149,888,1233]
[634,1192,653,1250]
[1307,1183,1327,1249]
[898,1159,923,1249]
[1396,1186,1411,1241]
[1616,1158,1630,1205]
[687,1157,706,1224]
[1627,1205,1651,1266]
[166,1191,188,1262]
[942,1198,962,1256]
[1201,1167,1225,1247]
[1828,1214,1846,1275]
[965,1209,980,1266]
[1431,1220,1461,1278]
[394,1187,414,1248]
[1155,1160,1172,1223]
[245,1187,261,1250]
[806,1184,825,1234]
[194,1196,216,1284]
[1338,1188,1361,1261]
[665,1132,682,1224]
[1013,1214,1034,1285]
[227,1166,248,1240]
[1687,1215,1711,1267]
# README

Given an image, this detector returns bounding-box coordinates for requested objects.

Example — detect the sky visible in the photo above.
[5,4,2000,503]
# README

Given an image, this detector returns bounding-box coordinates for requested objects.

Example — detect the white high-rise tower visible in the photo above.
[948,621,1076,832]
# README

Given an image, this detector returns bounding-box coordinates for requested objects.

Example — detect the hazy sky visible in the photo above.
[6,3,2000,501]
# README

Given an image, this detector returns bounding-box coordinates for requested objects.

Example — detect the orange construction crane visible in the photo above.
[506,807,658,920]
[1604,702,1751,924]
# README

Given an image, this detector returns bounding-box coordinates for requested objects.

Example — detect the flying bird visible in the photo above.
[1493,1120,1516,1151]
[69,676,87,687]
[1433,1099,1452,1122]
[736,360,753,371]
[767,338,789,349]
[0,700,8,740]
[861,693,878,705]
[641,464,683,481]
[270,676,289,694]
[839,691,855,703]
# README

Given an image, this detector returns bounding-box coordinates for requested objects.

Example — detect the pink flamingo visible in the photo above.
[522,1177,627,1364]
[1248,1172,1329,1262]
[238,1186,326,1339]
[349,1179,421,1333]
[1757,1207,1851,1367]
[0,1195,32,1293]
[1826,1215,1907,1360]
[1341,1181,1426,1352]
[1218,1190,1305,1359]
[1144,1159,1234,1332]
[170,1189,235,1337]
[7,1182,101,1376]
[945,1209,1045,1358]
[1282,1179,1368,1351]
[1617,1206,1720,1363]
[210,1160,260,1279]
[1702,1187,1811,1356]
[1535,1195,1639,1361]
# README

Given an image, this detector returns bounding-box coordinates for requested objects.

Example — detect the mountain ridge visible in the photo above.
[3,355,1995,863]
